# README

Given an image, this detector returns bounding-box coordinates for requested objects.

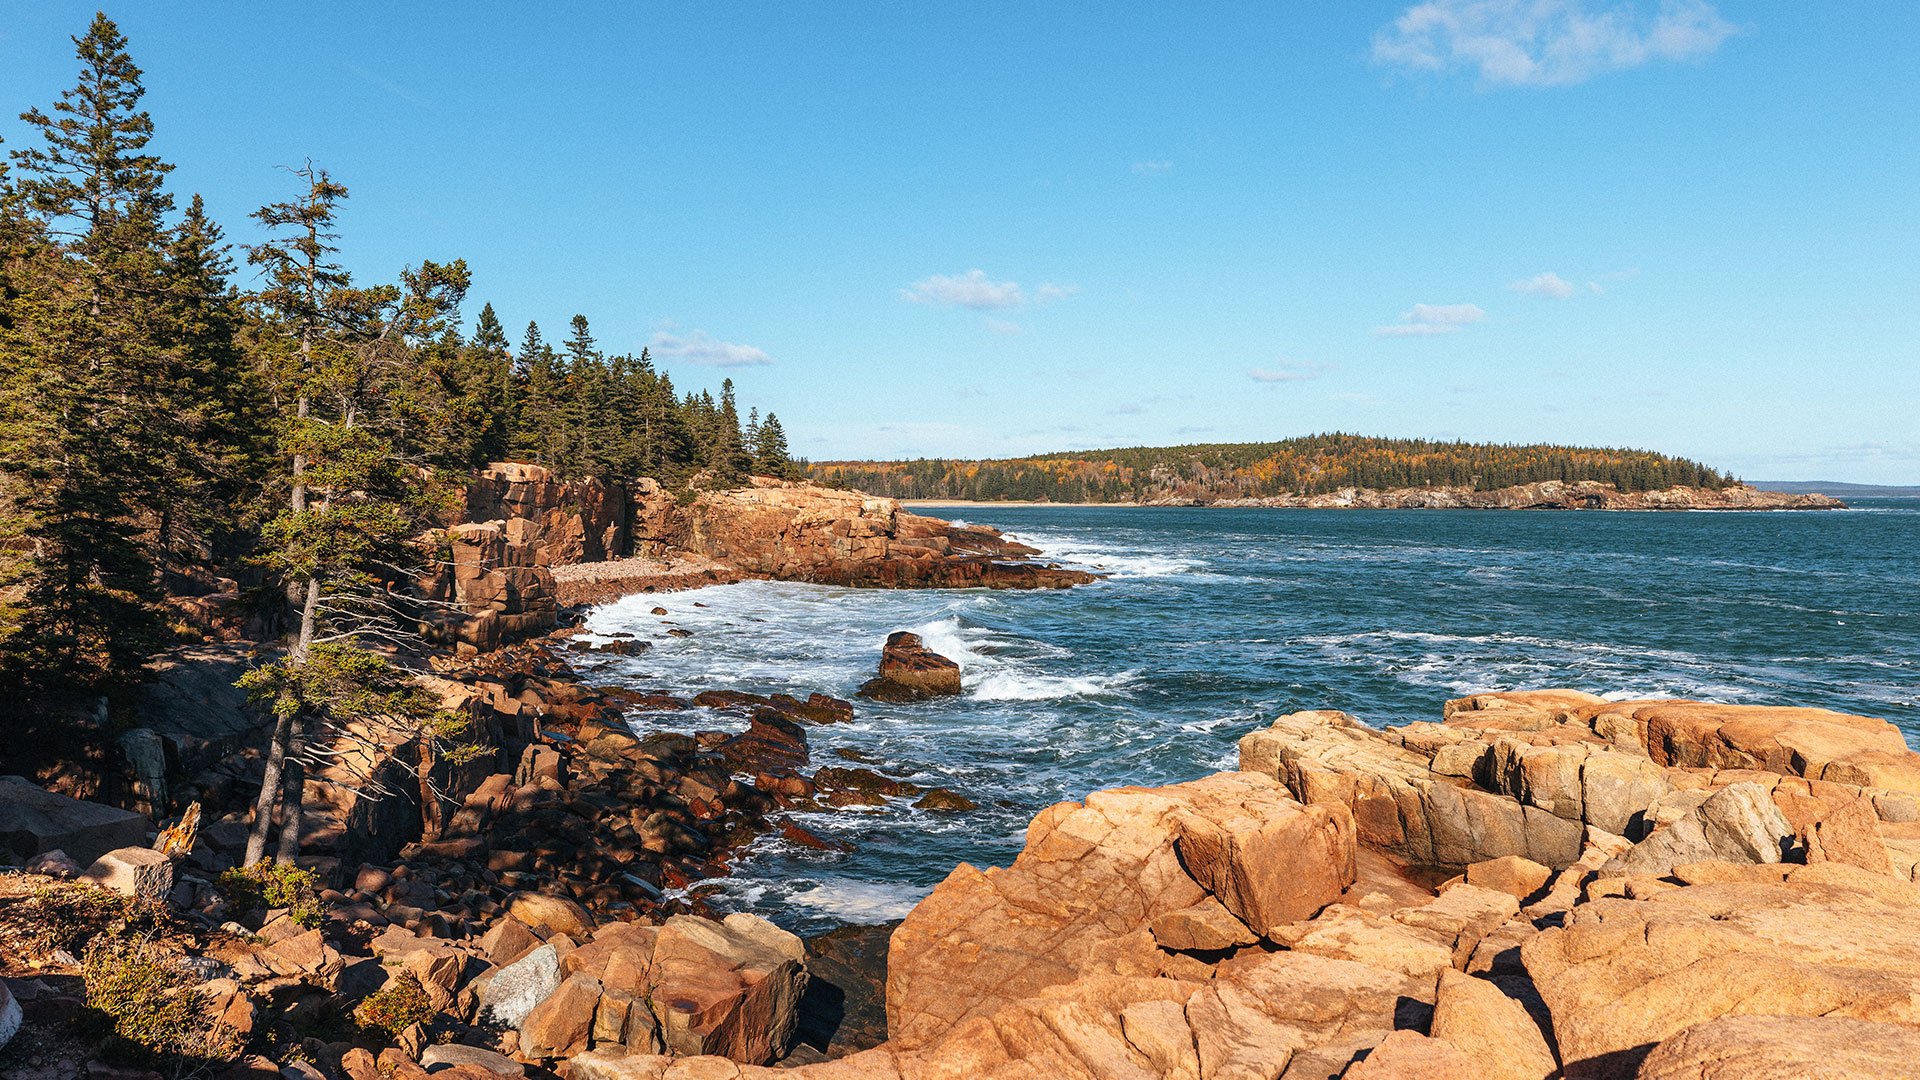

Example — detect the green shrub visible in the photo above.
[215,860,326,928]
[82,936,204,1056]
[354,971,433,1037]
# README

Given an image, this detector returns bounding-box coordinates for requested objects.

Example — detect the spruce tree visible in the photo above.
[0,13,180,687]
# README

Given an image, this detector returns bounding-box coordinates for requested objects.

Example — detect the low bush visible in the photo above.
[354,971,433,1037]
[215,860,326,928]
[82,934,237,1065]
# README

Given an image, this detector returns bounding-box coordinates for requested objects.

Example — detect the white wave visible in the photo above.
[1008,531,1203,578]
[784,879,930,922]
[971,670,1139,702]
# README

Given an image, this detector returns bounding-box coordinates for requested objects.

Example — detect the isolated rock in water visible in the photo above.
[1636,1015,1920,1080]
[0,980,19,1053]
[0,776,150,865]
[81,846,175,903]
[649,912,808,1064]
[480,943,562,1029]
[856,631,963,702]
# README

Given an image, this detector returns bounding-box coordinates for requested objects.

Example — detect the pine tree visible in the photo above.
[470,302,512,463]
[240,166,471,864]
[753,412,795,479]
[0,13,181,687]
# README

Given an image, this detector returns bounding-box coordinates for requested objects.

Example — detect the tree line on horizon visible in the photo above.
[810,434,1739,503]
[0,14,798,706]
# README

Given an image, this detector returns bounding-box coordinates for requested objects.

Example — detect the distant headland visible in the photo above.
[813,434,1845,510]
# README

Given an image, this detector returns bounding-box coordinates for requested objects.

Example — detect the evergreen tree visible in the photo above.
[240,166,470,864]
[0,13,181,687]
[753,412,795,479]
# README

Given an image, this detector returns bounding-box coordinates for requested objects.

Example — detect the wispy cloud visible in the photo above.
[901,271,1079,311]
[1131,159,1174,176]
[1375,302,1487,336]
[1510,271,1577,298]
[1373,0,1736,88]
[900,269,1025,310]
[1249,362,1329,383]
[648,329,772,367]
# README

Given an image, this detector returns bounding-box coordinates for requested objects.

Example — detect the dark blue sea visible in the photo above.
[576,500,1920,932]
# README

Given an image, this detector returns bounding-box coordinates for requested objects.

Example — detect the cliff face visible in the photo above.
[420,467,1091,654]
[1166,480,1845,510]
[640,479,1095,589]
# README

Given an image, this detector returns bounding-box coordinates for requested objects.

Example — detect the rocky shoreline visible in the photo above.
[923,481,1847,511]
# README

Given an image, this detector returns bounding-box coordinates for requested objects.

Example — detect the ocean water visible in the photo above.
[576,500,1920,934]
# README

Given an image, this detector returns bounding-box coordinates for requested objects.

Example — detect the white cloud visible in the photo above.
[1373,0,1736,88]
[1511,271,1577,298]
[647,329,772,367]
[1132,159,1174,175]
[900,271,1078,311]
[900,269,1025,310]
[1249,362,1327,383]
[1376,302,1487,336]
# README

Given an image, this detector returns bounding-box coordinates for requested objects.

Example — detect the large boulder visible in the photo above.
[649,913,808,1064]
[857,632,962,703]
[1599,781,1794,877]
[0,776,149,865]
[481,944,563,1030]
[80,846,174,903]
[1239,711,1585,868]
[886,770,1354,1049]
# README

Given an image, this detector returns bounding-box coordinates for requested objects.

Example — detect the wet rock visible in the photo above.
[856,632,962,702]
[715,711,810,776]
[911,788,976,812]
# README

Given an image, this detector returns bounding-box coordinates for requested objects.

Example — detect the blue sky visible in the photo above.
[2,2,1915,481]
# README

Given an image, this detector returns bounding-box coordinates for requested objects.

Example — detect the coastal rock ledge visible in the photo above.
[563,691,1920,1080]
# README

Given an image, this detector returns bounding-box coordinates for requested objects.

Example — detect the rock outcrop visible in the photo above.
[855,632,963,702]
[634,479,1097,590]
[555,691,1920,1080]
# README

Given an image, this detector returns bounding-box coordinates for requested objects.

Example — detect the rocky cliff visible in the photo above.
[1176,480,1845,511]
[419,467,1093,655]
[562,691,1920,1080]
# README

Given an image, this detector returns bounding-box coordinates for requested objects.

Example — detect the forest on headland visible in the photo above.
[810,434,1739,503]
[0,15,797,697]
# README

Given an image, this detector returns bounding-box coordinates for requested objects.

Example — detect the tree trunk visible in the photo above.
[275,712,305,862]
[243,710,291,866]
